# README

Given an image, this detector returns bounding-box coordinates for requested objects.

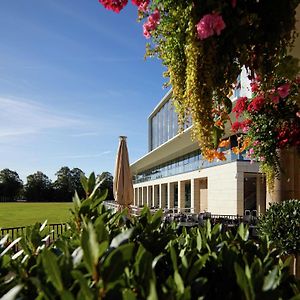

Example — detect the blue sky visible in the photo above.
[0,0,168,182]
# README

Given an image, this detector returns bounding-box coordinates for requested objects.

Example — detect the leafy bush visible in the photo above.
[0,174,299,299]
[257,199,300,256]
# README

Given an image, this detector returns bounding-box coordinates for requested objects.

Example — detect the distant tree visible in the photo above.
[53,167,85,201]
[97,172,114,200]
[53,167,72,202]
[0,168,23,202]
[70,168,85,199]
[24,171,53,202]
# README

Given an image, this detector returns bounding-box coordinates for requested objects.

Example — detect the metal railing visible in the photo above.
[0,223,68,244]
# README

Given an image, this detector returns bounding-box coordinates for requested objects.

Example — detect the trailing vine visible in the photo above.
[98,0,300,183]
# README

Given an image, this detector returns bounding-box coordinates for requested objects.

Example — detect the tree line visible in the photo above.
[0,167,114,202]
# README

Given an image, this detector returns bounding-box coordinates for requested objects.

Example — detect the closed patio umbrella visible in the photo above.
[113,136,134,210]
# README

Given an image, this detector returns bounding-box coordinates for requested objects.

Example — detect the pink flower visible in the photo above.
[213,14,226,35]
[247,95,264,112]
[259,156,265,162]
[253,140,260,146]
[131,0,149,11]
[99,0,128,13]
[250,81,259,92]
[231,121,241,132]
[249,148,254,155]
[196,13,226,40]
[142,9,160,38]
[240,119,251,133]
[233,96,247,118]
[149,9,160,23]
[277,83,291,98]
[231,0,237,8]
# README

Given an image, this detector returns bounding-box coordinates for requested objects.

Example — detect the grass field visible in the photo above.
[0,202,74,228]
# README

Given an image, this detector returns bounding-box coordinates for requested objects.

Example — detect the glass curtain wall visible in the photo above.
[150,98,179,150]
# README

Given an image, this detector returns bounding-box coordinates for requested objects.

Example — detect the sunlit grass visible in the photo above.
[0,202,73,228]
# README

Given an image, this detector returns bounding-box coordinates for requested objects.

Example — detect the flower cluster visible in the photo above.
[98,0,299,176]
[196,13,226,40]
[231,76,300,186]
[98,0,128,13]
[131,0,149,12]
[143,9,160,39]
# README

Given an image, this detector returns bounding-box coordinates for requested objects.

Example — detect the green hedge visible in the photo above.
[257,199,300,256]
[0,174,299,299]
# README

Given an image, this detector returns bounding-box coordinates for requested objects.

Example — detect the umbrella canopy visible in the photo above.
[113,136,134,208]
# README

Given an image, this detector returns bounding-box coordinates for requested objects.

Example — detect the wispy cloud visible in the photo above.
[71,132,99,137]
[0,96,83,139]
[57,151,112,159]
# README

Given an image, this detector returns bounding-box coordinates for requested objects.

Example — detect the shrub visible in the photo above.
[257,199,300,255]
[0,174,299,299]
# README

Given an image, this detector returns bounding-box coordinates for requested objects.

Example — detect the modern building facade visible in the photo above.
[131,69,267,216]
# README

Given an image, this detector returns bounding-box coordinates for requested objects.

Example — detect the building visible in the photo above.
[130,69,267,216]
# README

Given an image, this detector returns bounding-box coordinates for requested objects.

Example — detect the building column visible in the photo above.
[178,181,185,212]
[151,185,155,208]
[142,186,147,206]
[134,188,138,206]
[147,186,152,207]
[236,172,244,215]
[266,147,300,206]
[154,185,159,208]
[199,179,208,212]
[167,182,175,210]
[256,175,266,215]
[160,184,167,209]
[191,179,200,214]
[138,188,143,207]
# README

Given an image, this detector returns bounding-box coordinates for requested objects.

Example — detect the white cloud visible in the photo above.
[57,151,112,159]
[0,96,83,139]
[71,132,99,137]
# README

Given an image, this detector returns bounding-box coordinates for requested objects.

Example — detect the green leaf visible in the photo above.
[196,229,202,251]
[234,262,254,300]
[262,266,279,291]
[122,289,137,300]
[169,243,178,271]
[212,126,224,148]
[110,228,133,248]
[41,249,63,292]
[237,223,249,241]
[0,284,23,300]
[80,174,89,195]
[71,270,94,300]
[81,223,100,273]
[0,237,22,257]
[223,96,233,114]
[146,280,158,300]
[102,243,134,283]
[72,191,81,210]
[60,290,75,300]
[88,172,96,194]
[174,270,184,294]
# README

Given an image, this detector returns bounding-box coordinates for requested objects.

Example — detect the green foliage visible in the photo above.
[0,168,23,201]
[24,171,53,202]
[0,176,299,299]
[257,199,300,255]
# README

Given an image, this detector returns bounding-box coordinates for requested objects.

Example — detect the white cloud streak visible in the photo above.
[57,151,112,159]
[0,96,83,139]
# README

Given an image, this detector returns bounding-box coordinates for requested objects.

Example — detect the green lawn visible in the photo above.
[0,202,74,228]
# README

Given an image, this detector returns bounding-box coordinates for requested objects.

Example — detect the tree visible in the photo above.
[24,171,53,202]
[0,168,23,201]
[70,168,85,199]
[53,167,85,202]
[53,167,73,202]
[97,172,114,200]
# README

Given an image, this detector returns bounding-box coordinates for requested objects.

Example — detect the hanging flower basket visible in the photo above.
[98,0,300,182]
